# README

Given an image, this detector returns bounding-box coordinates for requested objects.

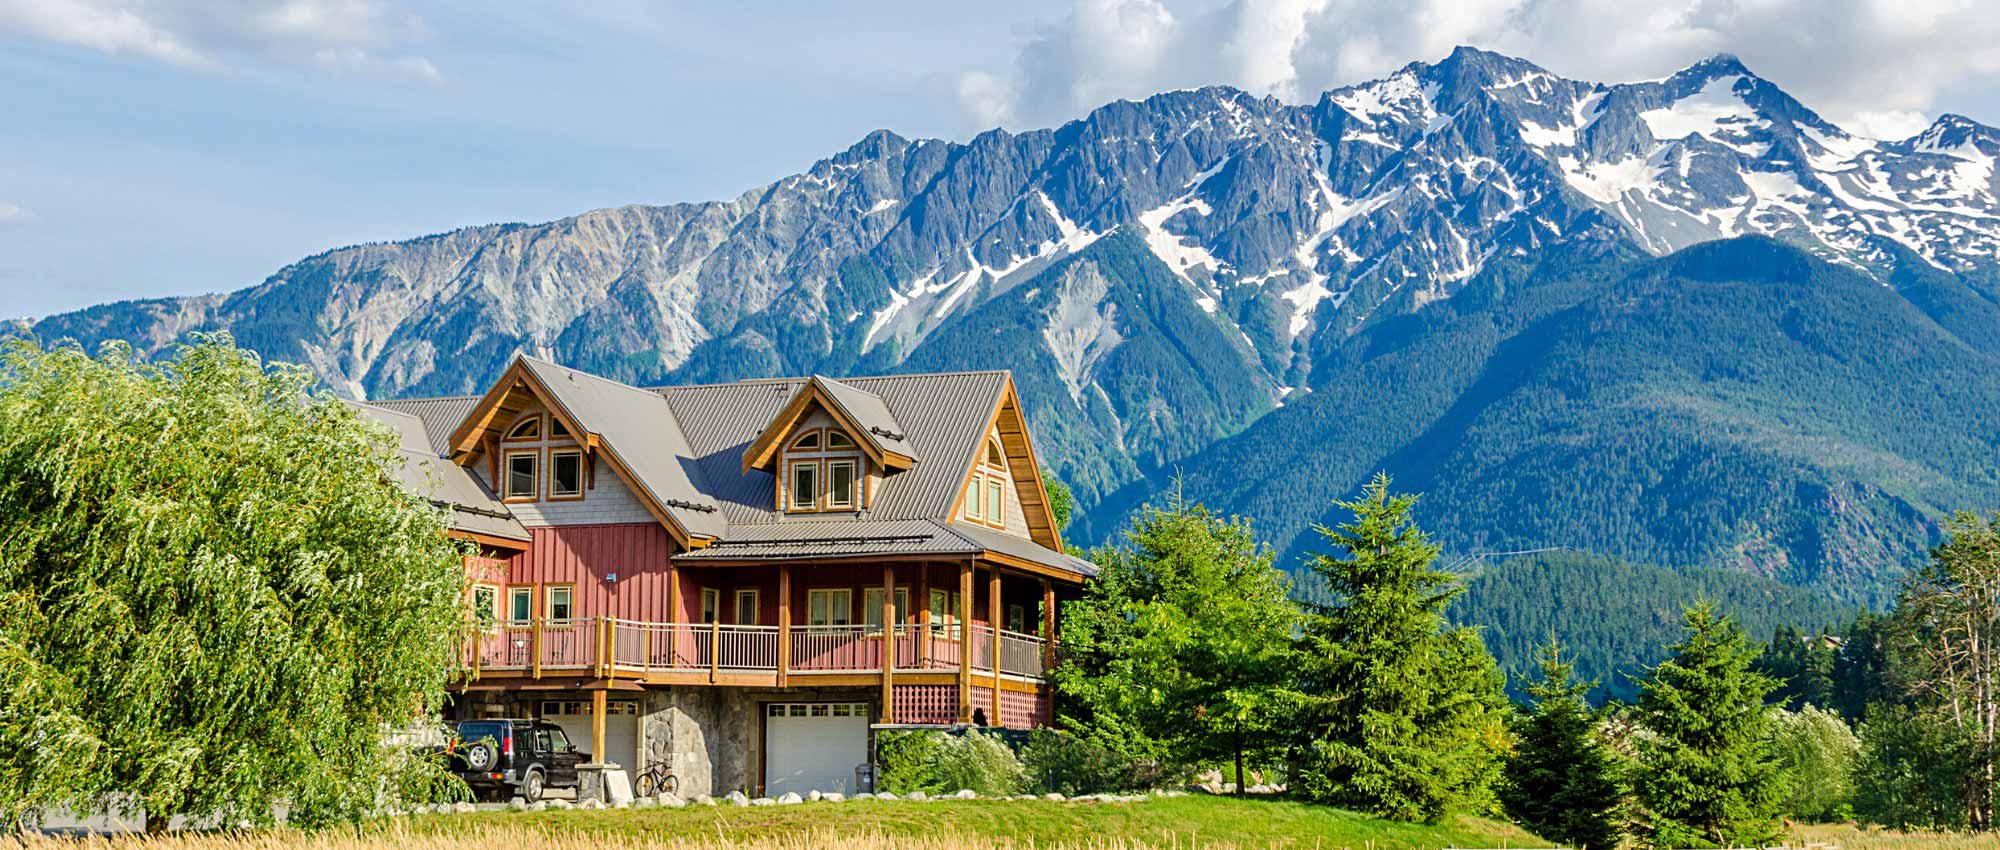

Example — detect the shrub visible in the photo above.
[1018,729,1166,795]
[1767,704,1860,822]
[876,730,1027,796]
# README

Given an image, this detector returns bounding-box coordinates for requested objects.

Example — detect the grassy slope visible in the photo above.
[401,796,1542,849]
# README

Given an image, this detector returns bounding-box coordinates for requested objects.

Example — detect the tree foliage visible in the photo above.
[1631,603,1785,848]
[1055,490,1296,789]
[1500,639,1626,850]
[0,335,470,829]
[1891,510,2000,831]
[1767,704,1859,823]
[1288,474,1509,822]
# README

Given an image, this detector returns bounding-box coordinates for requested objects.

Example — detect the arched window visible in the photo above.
[791,430,821,450]
[506,415,541,441]
[986,439,1006,469]
[827,430,856,449]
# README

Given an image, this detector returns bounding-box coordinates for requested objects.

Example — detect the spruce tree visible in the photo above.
[1056,490,1297,791]
[1501,639,1626,850]
[1633,602,1785,848]
[1288,474,1509,822]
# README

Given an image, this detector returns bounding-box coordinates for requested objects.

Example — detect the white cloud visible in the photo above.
[0,202,33,226]
[0,0,441,82]
[964,0,2000,139]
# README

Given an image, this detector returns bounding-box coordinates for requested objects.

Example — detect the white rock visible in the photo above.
[821,792,845,803]
[776,792,803,805]
[1043,793,1065,802]
[507,798,529,812]
[632,797,655,809]
[547,799,573,810]
[659,793,685,808]
[452,802,477,814]
[875,792,898,801]
[528,801,548,812]
[725,791,750,806]
[578,799,606,810]
[750,797,775,807]
[807,790,822,802]
[953,789,977,800]
[907,791,928,801]
[693,794,716,806]
[854,793,876,801]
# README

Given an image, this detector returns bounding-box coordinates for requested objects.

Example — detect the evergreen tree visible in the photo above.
[1288,474,1509,822]
[1055,490,1297,791]
[1829,610,1901,722]
[1501,639,1626,850]
[1757,625,1837,709]
[1633,602,1786,848]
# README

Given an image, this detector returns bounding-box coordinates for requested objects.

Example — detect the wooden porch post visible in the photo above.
[957,560,973,723]
[1041,579,1057,671]
[881,563,897,723]
[590,688,608,766]
[667,565,680,670]
[916,565,931,667]
[530,616,544,680]
[988,568,1002,726]
[777,565,792,688]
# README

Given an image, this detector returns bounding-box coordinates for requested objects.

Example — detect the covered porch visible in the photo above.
[465,557,1065,727]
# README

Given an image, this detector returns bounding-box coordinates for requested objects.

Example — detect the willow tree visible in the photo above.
[0,335,469,830]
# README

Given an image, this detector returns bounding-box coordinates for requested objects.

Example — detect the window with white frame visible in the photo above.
[509,587,533,623]
[807,589,852,627]
[962,437,1009,528]
[863,587,911,633]
[789,461,819,510]
[735,589,760,625]
[827,459,857,509]
[546,585,574,621]
[700,588,719,624]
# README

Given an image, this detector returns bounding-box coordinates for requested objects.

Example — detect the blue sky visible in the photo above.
[7,0,2000,320]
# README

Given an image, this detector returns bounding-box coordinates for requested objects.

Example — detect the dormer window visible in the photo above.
[504,450,538,500]
[506,416,541,441]
[827,431,855,449]
[827,460,857,509]
[551,418,571,440]
[790,462,820,510]
[549,449,584,499]
[792,431,821,450]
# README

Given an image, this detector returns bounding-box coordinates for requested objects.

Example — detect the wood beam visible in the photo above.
[1042,579,1057,672]
[958,561,973,723]
[591,688,608,767]
[989,568,1002,726]
[777,564,792,688]
[882,563,897,724]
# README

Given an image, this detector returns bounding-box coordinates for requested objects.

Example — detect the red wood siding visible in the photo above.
[505,523,678,621]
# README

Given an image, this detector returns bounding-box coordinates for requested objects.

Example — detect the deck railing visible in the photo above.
[470,617,1051,681]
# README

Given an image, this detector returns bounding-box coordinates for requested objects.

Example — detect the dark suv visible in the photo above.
[447,719,586,801]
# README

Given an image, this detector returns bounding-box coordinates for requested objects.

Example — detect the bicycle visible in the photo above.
[634,738,680,798]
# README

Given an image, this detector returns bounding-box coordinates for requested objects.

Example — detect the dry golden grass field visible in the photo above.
[23,795,1997,849]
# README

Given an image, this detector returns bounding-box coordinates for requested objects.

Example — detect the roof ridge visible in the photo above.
[364,393,483,405]
[650,369,1010,393]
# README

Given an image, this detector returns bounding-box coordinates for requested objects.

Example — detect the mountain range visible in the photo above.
[20,46,2000,605]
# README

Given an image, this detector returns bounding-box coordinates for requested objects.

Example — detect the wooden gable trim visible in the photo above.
[448,529,531,552]
[740,380,913,474]
[446,357,699,549]
[945,376,1065,552]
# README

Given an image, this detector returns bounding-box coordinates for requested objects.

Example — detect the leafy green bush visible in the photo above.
[876,729,1027,796]
[1768,704,1860,822]
[1018,728,1166,795]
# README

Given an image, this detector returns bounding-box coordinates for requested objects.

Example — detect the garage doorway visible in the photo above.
[542,698,638,767]
[764,702,869,795]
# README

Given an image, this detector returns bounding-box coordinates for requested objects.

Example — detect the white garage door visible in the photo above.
[765,702,869,795]
[542,699,638,768]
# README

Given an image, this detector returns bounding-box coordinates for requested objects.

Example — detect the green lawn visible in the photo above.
[402,794,1550,849]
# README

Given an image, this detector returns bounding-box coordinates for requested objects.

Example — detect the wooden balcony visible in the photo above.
[466,619,1054,686]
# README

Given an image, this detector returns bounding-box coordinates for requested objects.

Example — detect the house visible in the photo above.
[353,355,1094,798]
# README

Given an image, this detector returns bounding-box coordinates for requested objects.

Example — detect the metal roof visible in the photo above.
[360,362,1089,578]
[519,357,728,540]
[659,371,1009,527]
[363,395,479,454]
[675,517,1098,577]
[348,401,530,542]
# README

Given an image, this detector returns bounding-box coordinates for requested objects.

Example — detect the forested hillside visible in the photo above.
[1127,237,2000,605]
[1454,550,1854,703]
